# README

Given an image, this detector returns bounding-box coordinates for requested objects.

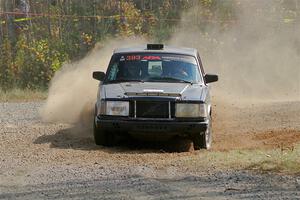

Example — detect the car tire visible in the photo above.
[93,117,115,147]
[193,115,212,150]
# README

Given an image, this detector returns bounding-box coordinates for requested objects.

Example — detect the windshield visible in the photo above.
[105,53,202,84]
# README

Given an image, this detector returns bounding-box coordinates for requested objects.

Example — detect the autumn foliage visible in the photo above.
[0,0,298,89]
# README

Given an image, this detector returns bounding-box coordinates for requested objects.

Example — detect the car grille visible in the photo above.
[130,101,175,119]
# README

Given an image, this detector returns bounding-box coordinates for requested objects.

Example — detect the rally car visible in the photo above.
[92,44,218,149]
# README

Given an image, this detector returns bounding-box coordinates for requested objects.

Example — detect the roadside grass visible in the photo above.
[221,144,300,174]
[243,145,300,174]
[0,88,48,102]
[179,144,300,175]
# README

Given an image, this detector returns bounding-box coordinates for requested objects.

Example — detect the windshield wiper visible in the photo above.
[149,76,193,84]
[107,79,144,83]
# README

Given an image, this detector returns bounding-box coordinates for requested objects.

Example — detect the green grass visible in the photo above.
[0,88,48,102]
[243,146,300,174]
[177,144,300,175]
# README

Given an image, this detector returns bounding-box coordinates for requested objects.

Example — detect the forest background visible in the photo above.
[0,0,299,90]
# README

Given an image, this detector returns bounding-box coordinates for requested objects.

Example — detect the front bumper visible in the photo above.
[95,116,208,136]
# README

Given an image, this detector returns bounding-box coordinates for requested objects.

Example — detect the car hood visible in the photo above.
[102,82,207,101]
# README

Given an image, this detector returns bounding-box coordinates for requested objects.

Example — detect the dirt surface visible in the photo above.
[0,101,300,199]
[213,100,300,151]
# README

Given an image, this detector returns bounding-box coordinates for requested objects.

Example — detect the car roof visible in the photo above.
[113,45,198,57]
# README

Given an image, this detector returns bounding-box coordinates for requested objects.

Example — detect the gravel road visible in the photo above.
[0,101,300,199]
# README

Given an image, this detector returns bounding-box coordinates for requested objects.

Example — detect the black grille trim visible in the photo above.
[130,100,175,119]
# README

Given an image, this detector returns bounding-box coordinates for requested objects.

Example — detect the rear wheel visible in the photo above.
[93,117,115,147]
[192,115,212,150]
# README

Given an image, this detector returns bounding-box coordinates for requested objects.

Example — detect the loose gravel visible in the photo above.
[0,102,299,199]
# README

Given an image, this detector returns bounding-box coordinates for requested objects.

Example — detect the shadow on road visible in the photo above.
[34,125,194,153]
[34,125,97,150]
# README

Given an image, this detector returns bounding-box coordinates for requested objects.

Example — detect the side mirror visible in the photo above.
[204,74,218,83]
[93,71,106,81]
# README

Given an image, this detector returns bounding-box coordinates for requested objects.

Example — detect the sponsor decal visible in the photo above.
[143,89,164,93]
[126,55,141,61]
[125,55,162,61]
[142,56,161,60]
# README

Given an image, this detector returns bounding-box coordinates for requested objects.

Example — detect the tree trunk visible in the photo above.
[6,0,15,45]
[47,0,51,39]
[0,0,4,46]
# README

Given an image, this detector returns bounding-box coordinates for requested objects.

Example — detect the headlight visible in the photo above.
[175,103,208,118]
[98,101,129,116]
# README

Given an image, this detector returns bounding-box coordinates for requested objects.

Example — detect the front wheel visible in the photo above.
[192,116,212,150]
[93,118,115,147]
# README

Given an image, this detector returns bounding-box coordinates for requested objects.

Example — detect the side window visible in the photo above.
[107,63,118,80]
[197,54,205,76]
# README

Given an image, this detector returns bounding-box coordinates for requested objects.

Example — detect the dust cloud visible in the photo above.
[41,1,300,128]
[169,0,300,102]
[40,37,147,125]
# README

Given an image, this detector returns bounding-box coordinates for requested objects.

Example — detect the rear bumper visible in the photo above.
[95,116,208,136]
